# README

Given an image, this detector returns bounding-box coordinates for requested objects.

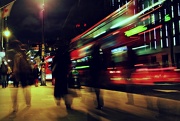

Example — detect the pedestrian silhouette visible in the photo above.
[89,42,104,110]
[6,39,33,112]
[123,46,137,105]
[1,60,8,88]
[52,45,72,110]
[33,64,39,87]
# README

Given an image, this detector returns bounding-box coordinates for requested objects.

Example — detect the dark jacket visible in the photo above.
[124,47,137,69]
[89,43,105,88]
[53,47,71,98]
[33,66,39,79]
[0,61,8,75]
[13,51,33,87]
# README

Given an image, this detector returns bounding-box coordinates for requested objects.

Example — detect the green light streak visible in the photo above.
[75,65,90,69]
[132,45,149,50]
[80,1,131,39]
[125,25,147,37]
[93,31,106,38]
[110,0,166,29]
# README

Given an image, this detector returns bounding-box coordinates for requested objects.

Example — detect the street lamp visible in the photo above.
[3,27,11,52]
[40,0,46,86]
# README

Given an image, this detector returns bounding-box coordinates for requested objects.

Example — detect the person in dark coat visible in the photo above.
[123,46,137,105]
[6,40,21,88]
[123,46,137,80]
[1,60,8,88]
[6,39,33,112]
[89,42,104,110]
[52,45,72,109]
[33,64,39,87]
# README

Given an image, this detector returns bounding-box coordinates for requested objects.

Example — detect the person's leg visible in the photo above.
[23,86,31,106]
[1,75,6,88]
[55,97,61,106]
[13,80,15,87]
[125,69,135,104]
[5,76,7,87]
[16,81,19,87]
[11,87,19,112]
[95,88,104,109]
[1,76,4,88]
[5,75,8,87]
[35,78,38,87]
[64,94,72,110]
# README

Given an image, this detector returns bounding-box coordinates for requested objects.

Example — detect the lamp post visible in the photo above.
[3,27,11,53]
[40,0,46,86]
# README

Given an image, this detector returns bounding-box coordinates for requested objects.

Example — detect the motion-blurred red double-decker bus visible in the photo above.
[69,0,180,88]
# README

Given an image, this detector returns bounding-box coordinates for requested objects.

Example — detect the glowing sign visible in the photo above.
[125,25,147,37]
[165,14,171,22]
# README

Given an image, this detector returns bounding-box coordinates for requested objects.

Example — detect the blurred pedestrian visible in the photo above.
[6,39,34,112]
[123,46,137,81]
[89,42,104,110]
[123,46,137,105]
[1,60,8,88]
[52,45,72,110]
[33,64,39,87]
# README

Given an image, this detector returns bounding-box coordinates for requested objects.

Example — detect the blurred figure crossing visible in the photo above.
[6,39,34,112]
[0,60,8,88]
[52,45,72,110]
[89,42,105,110]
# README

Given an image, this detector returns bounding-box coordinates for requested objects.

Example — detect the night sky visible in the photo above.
[1,0,106,45]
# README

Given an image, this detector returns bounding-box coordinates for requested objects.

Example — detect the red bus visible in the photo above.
[69,0,180,87]
[45,56,54,80]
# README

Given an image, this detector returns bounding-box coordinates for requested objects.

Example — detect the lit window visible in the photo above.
[152,0,154,5]
[151,14,155,24]
[178,3,180,16]
[112,0,115,6]
[155,41,157,49]
[166,38,169,47]
[164,9,167,15]
[161,39,163,48]
[165,25,168,37]
[126,0,128,8]
[160,28,162,38]
[159,12,161,22]
[179,20,180,32]
[173,37,176,46]
[143,33,146,43]
[154,28,156,39]
[172,22,175,35]
[171,6,174,18]
[142,4,144,10]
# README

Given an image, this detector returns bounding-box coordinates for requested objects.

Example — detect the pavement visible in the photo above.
[0,81,180,121]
